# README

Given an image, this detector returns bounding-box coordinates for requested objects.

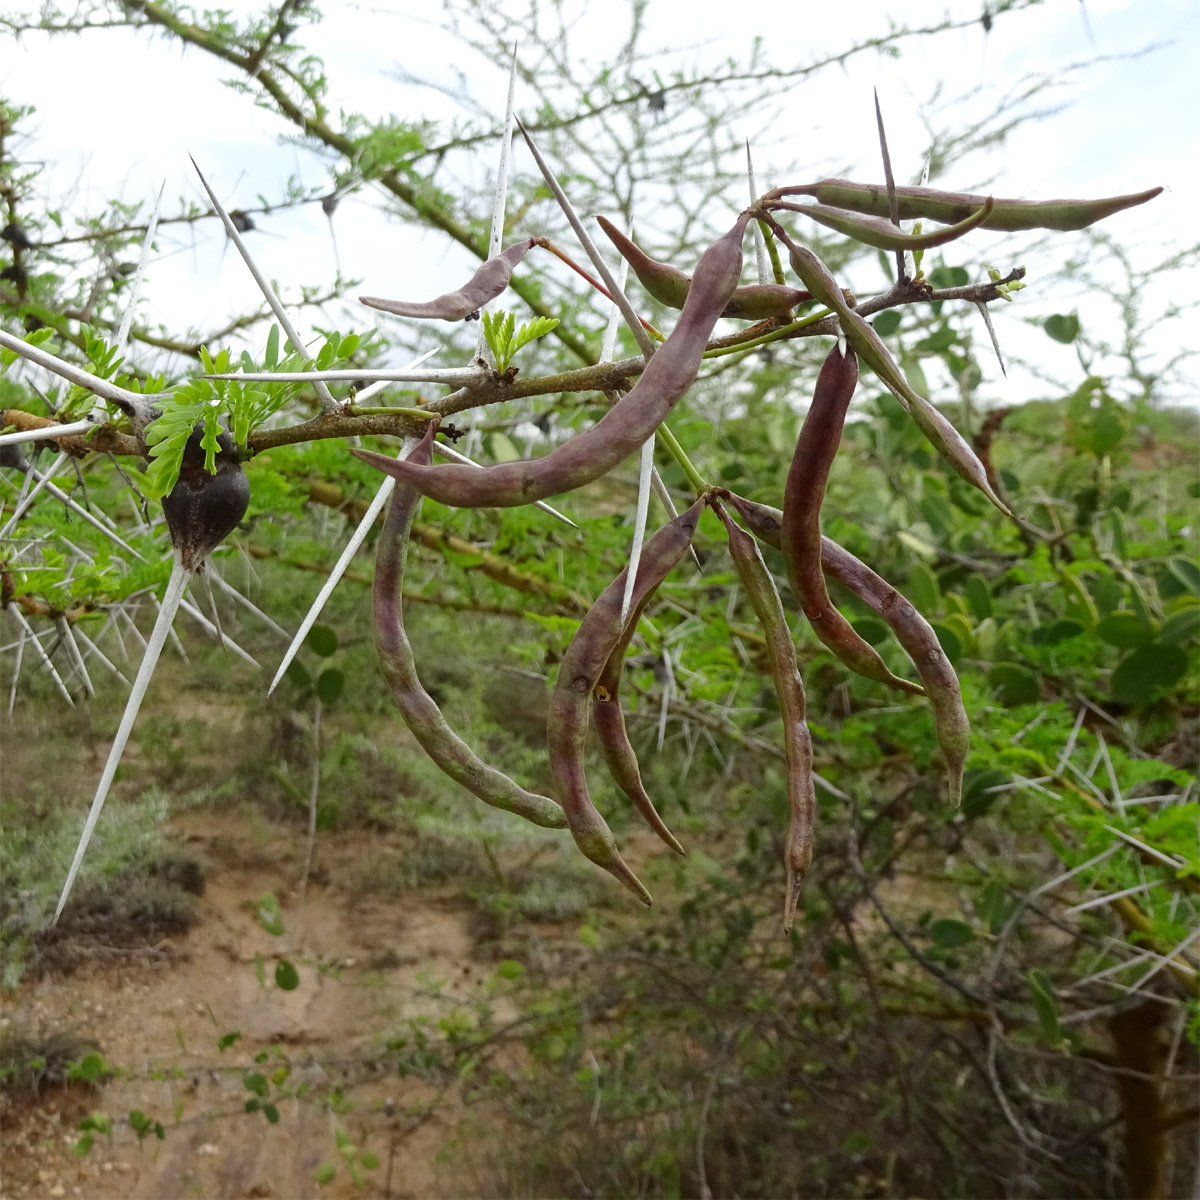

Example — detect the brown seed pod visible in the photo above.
[768,197,994,250]
[549,499,705,903]
[713,500,815,932]
[361,238,536,322]
[592,589,687,858]
[373,426,567,829]
[352,215,751,508]
[718,491,967,807]
[770,178,1162,232]
[161,426,250,570]
[780,344,923,696]
[596,214,810,319]
[769,222,1011,518]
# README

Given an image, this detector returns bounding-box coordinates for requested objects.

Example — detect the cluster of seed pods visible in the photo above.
[347,172,1159,924]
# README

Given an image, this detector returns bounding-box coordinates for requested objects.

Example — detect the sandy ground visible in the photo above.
[0,810,530,1200]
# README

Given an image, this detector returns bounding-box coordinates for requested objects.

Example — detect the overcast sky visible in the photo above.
[1,0,1197,409]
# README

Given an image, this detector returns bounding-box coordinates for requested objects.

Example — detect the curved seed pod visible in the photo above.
[781,345,923,697]
[374,426,566,829]
[713,502,815,933]
[775,179,1162,232]
[353,215,750,508]
[596,214,810,319]
[771,197,994,250]
[820,540,969,809]
[162,427,251,571]
[593,597,686,858]
[775,227,1011,518]
[360,238,536,322]
[718,491,966,807]
[550,499,704,903]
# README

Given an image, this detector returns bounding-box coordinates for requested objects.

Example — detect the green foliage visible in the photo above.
[481,309,560,373]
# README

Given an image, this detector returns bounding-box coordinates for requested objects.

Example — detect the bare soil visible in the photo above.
[1,809,531,1200]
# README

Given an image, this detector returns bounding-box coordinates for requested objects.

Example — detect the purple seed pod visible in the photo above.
[596,214,810,319]
[360,238,536,322]
[820,539,969,808]
[353,215,751,508]
[770,196,994,250]
[780,345,923,696]
[161,426,250,570]
[374,426,567,829]
[549,499,705,903]
[713,501,815,933]
[717,491,967,807]
[773,225,1011,517]
[773,178,1162,232]
[593,596,686,858]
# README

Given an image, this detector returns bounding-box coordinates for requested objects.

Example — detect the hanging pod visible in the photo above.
[373,425,567,829]
[549,499,705,903]
[713,501,816,932]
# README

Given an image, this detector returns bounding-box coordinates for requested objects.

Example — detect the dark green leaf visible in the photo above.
[1111,645,1188,705]
[307,625,338,657]
[1044,314,1080,343]
[872,310,902,336]
[316,668,344,706]
[275,959,301,991]
[1096,611,1155,649]
[961,769,1008,819]
[929,918,973,948]
[989,663,1039,706]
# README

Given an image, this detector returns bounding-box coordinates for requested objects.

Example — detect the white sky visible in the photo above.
[1,0,1197,410]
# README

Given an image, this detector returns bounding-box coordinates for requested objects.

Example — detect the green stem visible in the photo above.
[703,308,833,360]
[758,217,787,286]
[654,423,708,493]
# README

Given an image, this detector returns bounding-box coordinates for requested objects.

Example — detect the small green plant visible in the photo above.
[481,310,559,373]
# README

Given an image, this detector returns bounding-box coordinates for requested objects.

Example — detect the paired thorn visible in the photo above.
[190,156,340,414]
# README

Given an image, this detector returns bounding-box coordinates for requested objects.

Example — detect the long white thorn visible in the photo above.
[746,141,770,285]
[621,439,655,627]
[207,567,291,641]
[517,120,656,361]
[474,43,520,363]
[350,347,442,403]
[267,469,401,697]
[974,299,1007,378]
[54,553,191,923]
[0,450,69,539]
[595,244,648,628]
[0,329,166,414]
[6,624,27,715]
[0,419,95,449]
[178,590,260,669]
[57,616,95,698]
[27,468,148,561]
[114,182,165,357]
[207,366,487,386]
[190,157,340,414]
[72,623,131,687]
[11,608,74,706]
